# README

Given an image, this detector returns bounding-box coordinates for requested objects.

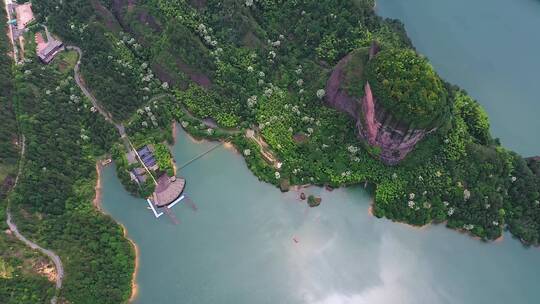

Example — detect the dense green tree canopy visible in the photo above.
[366,48,451,129]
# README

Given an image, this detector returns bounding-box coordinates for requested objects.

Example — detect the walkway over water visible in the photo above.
[178,141,225,170]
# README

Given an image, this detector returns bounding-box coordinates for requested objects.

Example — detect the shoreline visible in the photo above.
[176,125,510,245]
[93,163,102,211]
[176,122,239,155]
[171,121,177,145]
[365,202,430,232]
[184,130,208,145]
[93,161,139,303]
[123,222,139,303]
[367,202,508,241]
[222,141,236,152]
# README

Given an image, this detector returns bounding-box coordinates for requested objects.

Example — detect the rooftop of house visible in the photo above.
[154,174,185,207]
[137,145,158,169]
[37,39,64,64]
[131,168,147,184]
[133,167,146,175]
[138,145,154,157]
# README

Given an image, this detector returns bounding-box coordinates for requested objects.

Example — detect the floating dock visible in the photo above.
[146,199,163,218]
[167,195,185,209]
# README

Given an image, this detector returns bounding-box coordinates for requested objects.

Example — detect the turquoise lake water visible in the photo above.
[101,1,540,303]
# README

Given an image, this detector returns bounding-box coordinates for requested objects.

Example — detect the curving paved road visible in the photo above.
[66,46,117,127]
[6,213,64,290]
[5,135,64,304]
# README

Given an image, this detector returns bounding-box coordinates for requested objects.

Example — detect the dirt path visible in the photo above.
[5,135,64,304]
[67,46,130,138]
[245,129,280,167]
[68,48,240,138]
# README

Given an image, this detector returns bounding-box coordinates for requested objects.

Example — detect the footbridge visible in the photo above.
[178,141,226,170]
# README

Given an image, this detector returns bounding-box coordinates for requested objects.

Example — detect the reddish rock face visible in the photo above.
[325,54,360,120]
[357,82,433,164]
[325,47,435,165]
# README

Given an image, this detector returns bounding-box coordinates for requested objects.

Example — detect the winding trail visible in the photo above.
[148,94,242,136]
[6,213,64,293]
[12,135,25,188]
[67,46,116,127]
[5,135,64,304]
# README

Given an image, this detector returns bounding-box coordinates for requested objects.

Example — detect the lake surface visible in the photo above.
[101,129,540,304]
[376,0,540,157]
[101,1,540,303]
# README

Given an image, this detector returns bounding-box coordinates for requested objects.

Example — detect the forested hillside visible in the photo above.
[6,34,133,303]
[0,7,55,304]
[0,6,18,195]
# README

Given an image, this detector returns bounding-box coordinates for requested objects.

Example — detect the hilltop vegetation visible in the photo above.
[366,48,451,129]
[5,25,133,302]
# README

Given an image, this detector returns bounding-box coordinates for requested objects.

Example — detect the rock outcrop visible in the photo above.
[325,44,435,165]
[326,53,361,120]
[358,82,434,164]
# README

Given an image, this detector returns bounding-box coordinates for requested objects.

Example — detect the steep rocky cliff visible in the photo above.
[358,82,434,164]
[325,44,441,165]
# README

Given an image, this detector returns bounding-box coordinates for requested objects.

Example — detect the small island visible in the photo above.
[307,195,322,208]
